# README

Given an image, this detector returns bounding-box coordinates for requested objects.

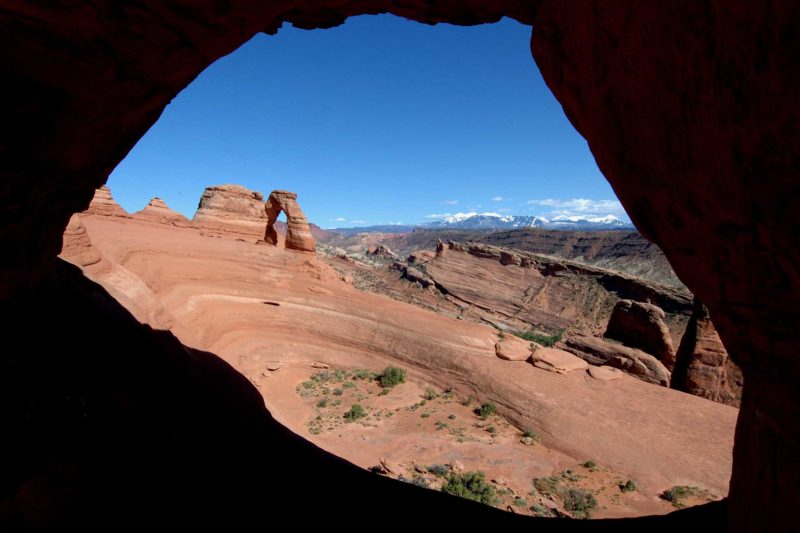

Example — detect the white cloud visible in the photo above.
[332,216,347,222]
[496,207,513,213]
[425,213,452,219]
[526,198,627,219]
[350,220,366,225]
[491,196,505,202]
[442,199,458,205]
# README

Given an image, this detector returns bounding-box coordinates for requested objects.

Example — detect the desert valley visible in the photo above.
[60,183,740,520]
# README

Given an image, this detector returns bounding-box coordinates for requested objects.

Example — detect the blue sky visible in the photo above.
[108,15,627,228]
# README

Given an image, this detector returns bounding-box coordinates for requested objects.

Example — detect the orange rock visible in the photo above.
[494,334,532,361]
[264,190,316,253]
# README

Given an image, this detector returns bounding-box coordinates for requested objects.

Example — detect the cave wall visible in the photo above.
[1,1,797,531]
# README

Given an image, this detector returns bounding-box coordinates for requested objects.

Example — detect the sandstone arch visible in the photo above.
[1,2,797,531]
[264,190,316,252]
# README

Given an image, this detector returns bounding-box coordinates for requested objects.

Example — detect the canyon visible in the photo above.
[53,184,738,523]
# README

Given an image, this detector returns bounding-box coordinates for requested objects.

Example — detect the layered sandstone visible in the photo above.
[59,215,102,267]
[192,184,267,238]
[264,190,316,253]
[564,335,671,387]
[604,299,677,370]
[672,300,743,407]
[423,241,691,336]
[86,185,128,217]
[134,197,190,226]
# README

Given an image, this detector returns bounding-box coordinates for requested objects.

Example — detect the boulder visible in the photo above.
[564,336,671,386]
[587,366,623,381]
[604,299,677,369]
[264,190,316,253]
[672,299,743,407]
[531,347,589,374]
[494,334,532,361]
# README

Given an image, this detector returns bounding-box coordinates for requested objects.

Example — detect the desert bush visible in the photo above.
[441,471,497,506]
[661,485,696,507]
[522,428,542,442]
[344,404,366,422]
[532,476,560,497]
[619,480,637,493]
[475,401,497,420]
[379,366,407,388]
[427,464,449,477]
[564,488,597,519]
[423,388,439,400]
[317,398,328,408]
[514,329,564,347]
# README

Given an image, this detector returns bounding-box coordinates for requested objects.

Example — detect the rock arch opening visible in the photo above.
[1,2,797,532]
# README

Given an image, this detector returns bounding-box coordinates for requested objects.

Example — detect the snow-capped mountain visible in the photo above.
[424,212,632,230]
[426,212,547,229]
[546,214,632,229]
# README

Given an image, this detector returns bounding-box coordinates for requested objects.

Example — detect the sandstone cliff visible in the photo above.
[192,184,267,238]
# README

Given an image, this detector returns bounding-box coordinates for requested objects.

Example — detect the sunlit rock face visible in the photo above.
[192,184,267,238]
[0,1,797,531]
[264,190,316,253]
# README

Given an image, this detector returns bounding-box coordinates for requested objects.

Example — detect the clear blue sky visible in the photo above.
[109,15,627,228]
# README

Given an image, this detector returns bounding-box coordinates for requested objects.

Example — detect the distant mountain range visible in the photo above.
[331,212,634,234]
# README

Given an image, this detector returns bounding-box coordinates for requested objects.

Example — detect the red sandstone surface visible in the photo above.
[60,210,737,519]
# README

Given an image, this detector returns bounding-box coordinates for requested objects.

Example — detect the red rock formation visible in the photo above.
[59,215,102,267]
[604,299,677,370]
[134,197,190,226]
[0,1,797,530]
[564,335,671,387]
[85,186,128,217]
[672,300,743,407]
[494,334,531,361]
[264,190,316,253]
[192,184,267,238]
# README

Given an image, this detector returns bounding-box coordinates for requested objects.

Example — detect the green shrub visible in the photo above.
[427,464,449,477]
[352,369,374,380]
[532,476,560,497]
[661,485,696,507]
[486,426,496,434]
[332,388,343,396]
[514,329,564,347]
[420,412,431,418]
[564,488,598,519]
[582,460,596,469]
[344,404,367,422]
[343,381,356,389]
[619,480,637,493]
[512,498,528,507]
[441,471,497,506]
[522,428,542,442]
[424,388,439,401]
[302,380,315,389]
[475,402,497,420]
[379,366,407,388]
[316,398,328,408]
